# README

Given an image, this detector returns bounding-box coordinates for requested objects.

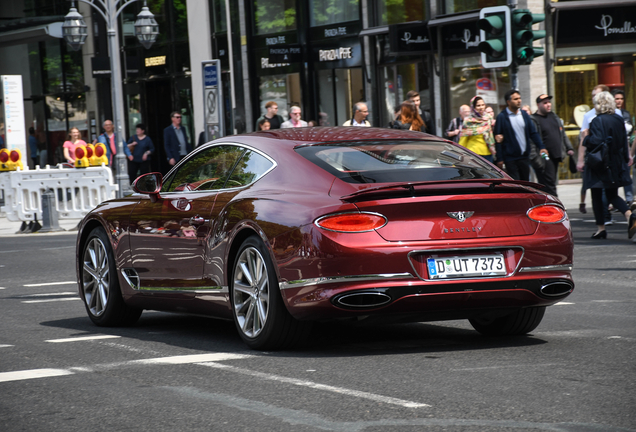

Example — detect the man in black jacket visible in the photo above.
[532,94,574,196]
[164,111,192,167]
[494,90,547,181]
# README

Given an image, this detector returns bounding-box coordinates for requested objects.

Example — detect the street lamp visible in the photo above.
[63,0,159,198]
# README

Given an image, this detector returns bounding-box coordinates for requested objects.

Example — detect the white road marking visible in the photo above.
[451,363,563,372]
[0,368,74,383]
[607,336,622,339]
[554,302,575,305]
[0,344,14,348]
[133,353,251,365]
[22,298,81,304]
[198,362,430,409]
[591,300,622,303]
[23,281,76,287]
[19,292,76,297]
[0,287,5,290]
[46,335,121,343]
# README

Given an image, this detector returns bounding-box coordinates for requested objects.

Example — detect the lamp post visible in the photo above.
[63,0,158,198]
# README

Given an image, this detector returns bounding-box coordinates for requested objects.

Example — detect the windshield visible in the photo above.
[295,141,503,184]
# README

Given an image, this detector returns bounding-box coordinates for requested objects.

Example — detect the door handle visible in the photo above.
[189,215,209,226]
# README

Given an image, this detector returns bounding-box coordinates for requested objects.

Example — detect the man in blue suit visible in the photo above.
[494,90,548,181]
[164,111,192,166]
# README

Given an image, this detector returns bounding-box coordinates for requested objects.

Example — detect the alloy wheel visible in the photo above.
[233,246,270,338]
[82,237,110,317]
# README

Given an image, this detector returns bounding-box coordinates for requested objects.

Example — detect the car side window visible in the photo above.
[162,145,246,193]
[225,150,274,188]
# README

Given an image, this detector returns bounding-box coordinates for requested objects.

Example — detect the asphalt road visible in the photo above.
[0,215,634,432]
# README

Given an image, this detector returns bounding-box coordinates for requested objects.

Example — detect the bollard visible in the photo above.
[39,189,64,233]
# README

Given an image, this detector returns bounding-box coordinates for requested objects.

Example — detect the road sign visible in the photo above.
[201,60,224,141]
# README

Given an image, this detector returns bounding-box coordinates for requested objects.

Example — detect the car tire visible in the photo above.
[230,235,311,350]
[80,227,142,326]
[468,306,546,336]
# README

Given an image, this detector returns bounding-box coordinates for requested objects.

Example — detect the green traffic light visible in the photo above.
[479,39,505,58]
[478,15,504,35]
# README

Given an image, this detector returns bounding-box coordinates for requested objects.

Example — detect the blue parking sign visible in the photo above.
[204,64,218,87]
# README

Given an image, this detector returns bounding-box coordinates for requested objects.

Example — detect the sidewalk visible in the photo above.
[0,180,587,238]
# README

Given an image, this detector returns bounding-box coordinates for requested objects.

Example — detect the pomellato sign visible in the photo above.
[557,6,636,45]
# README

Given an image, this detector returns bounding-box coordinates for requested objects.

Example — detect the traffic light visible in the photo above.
[477,6,512,69]
[511,9,546,65]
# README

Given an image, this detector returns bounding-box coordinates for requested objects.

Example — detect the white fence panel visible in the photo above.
[0,165,118,222]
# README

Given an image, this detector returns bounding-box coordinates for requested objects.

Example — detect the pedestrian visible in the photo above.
[342,102,371,126]
[63,127,87,164]
[406,90,435,135]
[391,101,424,131]
[164,111,192,166]
[531,94,575,197]
[257,118,271,131]
[458,96,496,163]
[125,123,154,184]
[575,91,635,239]
[522,104,546,183]
[494,90,547,181]
[485,106,495,126]
[281,105,308,128]
[255,101,284,130]
[578,84,623,214]
[612,88,634,205]
[445,105,470,143]
[97,120,125,168]
[28,127,39,168]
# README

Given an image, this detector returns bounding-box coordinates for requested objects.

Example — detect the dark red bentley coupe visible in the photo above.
[76,127,574,349]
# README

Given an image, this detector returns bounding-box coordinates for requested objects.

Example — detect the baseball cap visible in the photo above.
[536,94,552,104]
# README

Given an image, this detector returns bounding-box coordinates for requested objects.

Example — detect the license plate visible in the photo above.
[427,254,506,279]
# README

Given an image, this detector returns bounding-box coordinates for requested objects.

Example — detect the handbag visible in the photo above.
[568,154,577,174]
[584,116,610,172]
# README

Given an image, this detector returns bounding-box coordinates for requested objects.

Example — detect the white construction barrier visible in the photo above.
[0,165,119,222]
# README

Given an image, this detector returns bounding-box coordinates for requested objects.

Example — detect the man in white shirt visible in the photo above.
[281,106,308,128]
[342,103,371,126]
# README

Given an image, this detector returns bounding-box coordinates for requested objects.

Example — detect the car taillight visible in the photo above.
[527,205,566,223]
[86,146,94,158]
[95,145,105,157]
[315,212,387,232]
[10,150,20,162]
[75,147,85,159]
[0,150,9,163]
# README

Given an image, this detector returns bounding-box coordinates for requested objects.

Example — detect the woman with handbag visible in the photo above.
[576,91,635,239]
[458,96,496,163]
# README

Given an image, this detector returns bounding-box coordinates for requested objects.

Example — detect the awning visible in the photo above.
[426,11,479,27]
[550,0,635,10]
[0,22,63,48]
[358,26,389,37]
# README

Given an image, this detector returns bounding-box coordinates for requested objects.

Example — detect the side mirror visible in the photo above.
[132,172,163,202]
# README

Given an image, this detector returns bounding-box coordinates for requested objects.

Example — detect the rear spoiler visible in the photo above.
[341,179,545,202]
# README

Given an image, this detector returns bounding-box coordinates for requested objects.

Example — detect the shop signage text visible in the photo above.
[269,46,302,63]
[324,27,347,37]
[265,36,286,45]
[389,22,432,54]
[319,46,352,61]
[557,6,636,45]
[145,56,166,67]
[595,15,636,37]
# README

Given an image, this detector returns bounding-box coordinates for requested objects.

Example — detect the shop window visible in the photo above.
[374,0,427,26]
[316,68,364,126]
[446,55,510,119]
[378,60,431,129]
[210,0,227,32]
[258,74,301,121]
[254,0,297,35]
[310,0,360,27]
[443,0,505,15]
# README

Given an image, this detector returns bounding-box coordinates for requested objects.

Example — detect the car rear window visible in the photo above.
[295,141,503,184]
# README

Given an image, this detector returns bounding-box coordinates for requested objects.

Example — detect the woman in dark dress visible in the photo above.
[576,91,635,239]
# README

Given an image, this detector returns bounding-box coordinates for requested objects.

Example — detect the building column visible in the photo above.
[186,0,212,142]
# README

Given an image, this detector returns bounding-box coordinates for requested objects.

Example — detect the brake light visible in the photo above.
[315,212,387,232]
[95,145,105,157]
[10,150,20,162]
[75,146,85,159]
[0,150,8,163]
[527,205,566,223]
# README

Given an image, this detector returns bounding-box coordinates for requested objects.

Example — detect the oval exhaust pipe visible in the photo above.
[335,292,392,308]
[540,281,573,297]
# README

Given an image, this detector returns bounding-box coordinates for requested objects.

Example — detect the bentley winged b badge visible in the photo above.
[447,211,474,222]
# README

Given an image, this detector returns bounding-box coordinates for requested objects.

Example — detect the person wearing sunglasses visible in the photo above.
[281,105,308,128]
[164,111,192,166]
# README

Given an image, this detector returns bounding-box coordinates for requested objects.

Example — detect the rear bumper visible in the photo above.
[280,273,573,321]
